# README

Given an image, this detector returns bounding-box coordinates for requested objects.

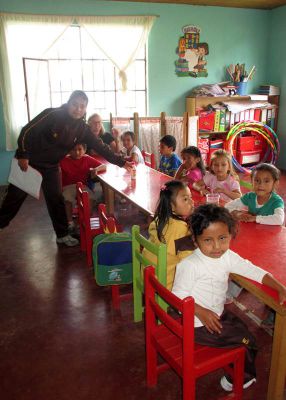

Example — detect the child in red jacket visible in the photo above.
[60,142,106,232]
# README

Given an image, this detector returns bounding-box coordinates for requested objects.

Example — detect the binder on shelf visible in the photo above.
[234,113,240,123]
[261,108,267,124]
[219,109,226,132]
[198,110,215,132]
[266,109,272,126]
[225,111,231,130]
[213,110,221,132]
[239,111,245,122]
[253,109,261,121]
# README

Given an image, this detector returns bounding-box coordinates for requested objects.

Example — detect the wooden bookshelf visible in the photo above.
[186,94,280,134]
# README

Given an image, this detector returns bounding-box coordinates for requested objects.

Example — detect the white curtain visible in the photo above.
[165,116,185,156]
[111,116,133,135]
[0,13,155,151]
[79,16,155,91]
[0,13,73,150]
[139,117,161,168]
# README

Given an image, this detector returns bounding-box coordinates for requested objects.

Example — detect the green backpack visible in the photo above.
[92,233,133,286]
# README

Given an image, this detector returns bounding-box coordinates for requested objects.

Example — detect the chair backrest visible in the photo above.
[132,225,167,286]
[144,266,194,363]
[98,203,122,233]
[76,182,92,237]
[142,150,156,169]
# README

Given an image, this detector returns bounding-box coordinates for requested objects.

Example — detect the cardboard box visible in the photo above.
[236,150,261,165]
[237,134,263,152]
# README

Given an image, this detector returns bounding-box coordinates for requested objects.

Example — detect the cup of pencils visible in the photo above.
[226,64,256,95]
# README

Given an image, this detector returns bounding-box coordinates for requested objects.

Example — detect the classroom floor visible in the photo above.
[1,173,286,400]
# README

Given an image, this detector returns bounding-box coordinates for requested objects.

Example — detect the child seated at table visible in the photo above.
[144,180,195,289]
[120,131,144,164]
[158,135,182,177]
[172,204,286,392]
[194,149,241,202]
[175,146,205,189]
[225,163,285,225]
[60,143,106,232]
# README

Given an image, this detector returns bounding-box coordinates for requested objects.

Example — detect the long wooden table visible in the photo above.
[95,162,173,215]
[230,222,286,400]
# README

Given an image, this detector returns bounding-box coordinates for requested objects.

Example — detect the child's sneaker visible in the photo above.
[220,376,256,391]
[56,234,79,247]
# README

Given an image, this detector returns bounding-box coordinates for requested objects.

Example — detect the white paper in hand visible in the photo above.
[8,158,43,199]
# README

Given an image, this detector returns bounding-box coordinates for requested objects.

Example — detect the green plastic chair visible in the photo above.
[132,225,167,323]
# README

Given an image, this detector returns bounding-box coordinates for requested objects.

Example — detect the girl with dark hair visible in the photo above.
[120,131,144,164]
[173,204,286,392]
[0,90,131,246]
[175,145,205,189]
[226,163,284,225]
[144,180,194,289]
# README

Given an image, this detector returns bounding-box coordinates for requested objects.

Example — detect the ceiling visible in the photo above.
[108,0,286,10]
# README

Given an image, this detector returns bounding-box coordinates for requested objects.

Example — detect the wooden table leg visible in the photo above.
[267,313,286,400]
[103,184,114,215]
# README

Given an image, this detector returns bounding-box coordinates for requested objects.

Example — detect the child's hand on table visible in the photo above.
[214,187,226,194]
[195,304,222,334]
[231,210,255,222]
[199,187,209,196]
[123,161,133,172]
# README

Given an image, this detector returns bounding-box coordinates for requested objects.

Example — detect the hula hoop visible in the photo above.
[225,121,280,174]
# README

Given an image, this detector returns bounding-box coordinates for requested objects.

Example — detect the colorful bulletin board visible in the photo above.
[175,25,209,78]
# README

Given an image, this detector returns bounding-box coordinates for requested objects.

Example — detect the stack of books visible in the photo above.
[258,85,280,95]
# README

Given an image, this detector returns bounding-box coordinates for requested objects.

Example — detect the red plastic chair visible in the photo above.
[142,150,156,169]
[97,203,132,309]
[76,182,103,267]
[98,203,122,234]
[144,266,245,400]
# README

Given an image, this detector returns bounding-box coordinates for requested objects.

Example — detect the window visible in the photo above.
[23,25,147,121]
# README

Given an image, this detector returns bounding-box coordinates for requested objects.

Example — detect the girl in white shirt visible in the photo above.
[120,131,144,164]
[172,204,286,392]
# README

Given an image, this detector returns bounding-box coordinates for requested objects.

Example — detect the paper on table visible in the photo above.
[8,158,43,199]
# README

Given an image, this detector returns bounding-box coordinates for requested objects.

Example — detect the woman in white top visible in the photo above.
[120,131,145,164]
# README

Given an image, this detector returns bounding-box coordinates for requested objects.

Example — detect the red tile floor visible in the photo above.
[0,172,286,400]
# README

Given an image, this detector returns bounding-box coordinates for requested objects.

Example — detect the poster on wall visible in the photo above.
[175,25,209,78]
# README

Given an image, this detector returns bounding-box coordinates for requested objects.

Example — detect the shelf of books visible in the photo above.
[186,94,279,166]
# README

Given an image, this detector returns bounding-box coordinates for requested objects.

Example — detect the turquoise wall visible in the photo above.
[268,5,286,170]
[0,0,275,183]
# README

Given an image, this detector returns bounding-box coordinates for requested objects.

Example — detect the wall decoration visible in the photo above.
[175,25,209,78]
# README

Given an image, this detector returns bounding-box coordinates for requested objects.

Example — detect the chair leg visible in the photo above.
[232,351,245,400]
[183,375,196,400]
[87,236,92,267]
[80,226,86,252]
[111,286,120,309]
[133,279,144,322]
[146,338,158,387]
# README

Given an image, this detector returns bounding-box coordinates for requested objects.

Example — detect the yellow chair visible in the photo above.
[132,225,167,322]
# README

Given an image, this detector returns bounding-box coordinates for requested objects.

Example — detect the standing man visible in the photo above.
[0,90,130,246]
